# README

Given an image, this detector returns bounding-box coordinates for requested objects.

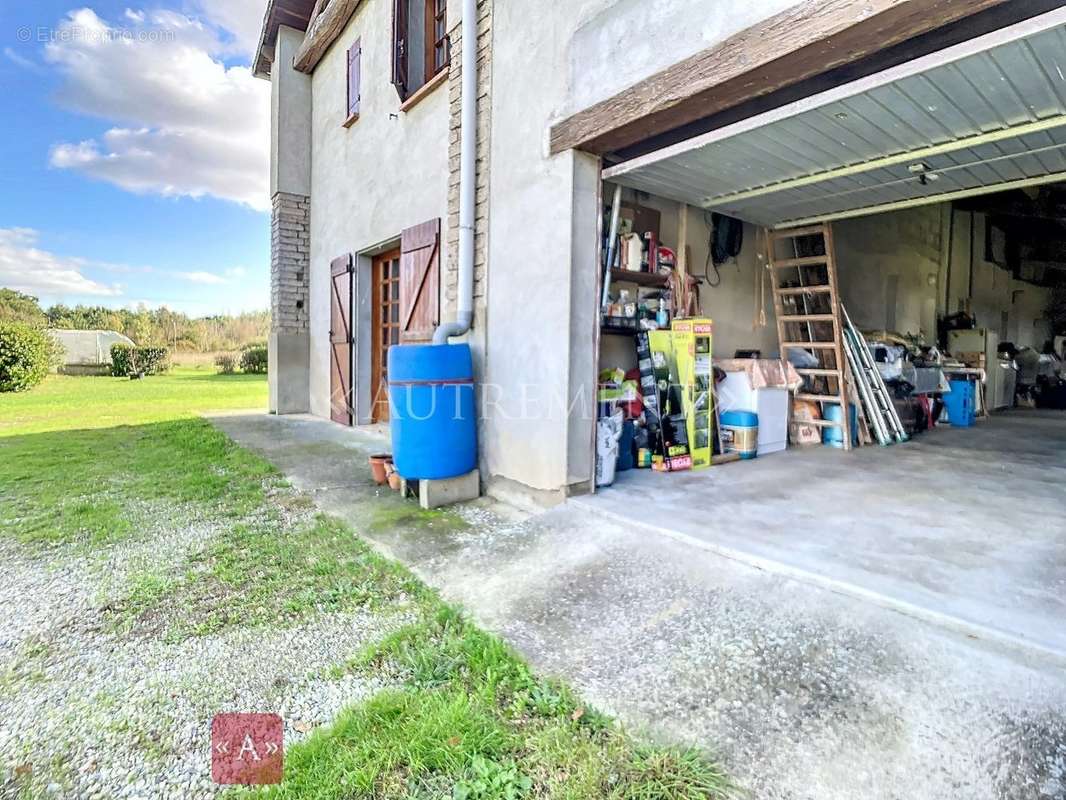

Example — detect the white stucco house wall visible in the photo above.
[256,0,1060,506]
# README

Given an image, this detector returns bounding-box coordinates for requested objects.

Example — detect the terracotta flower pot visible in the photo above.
[368,454,392,485]
[387,471,403,491]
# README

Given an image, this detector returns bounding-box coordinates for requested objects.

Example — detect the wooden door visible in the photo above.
[399,219,441,343]
[330,255,354,426]
[372,250,402,422]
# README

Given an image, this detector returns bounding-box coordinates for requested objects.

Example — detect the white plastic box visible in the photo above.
[717,371,789,456]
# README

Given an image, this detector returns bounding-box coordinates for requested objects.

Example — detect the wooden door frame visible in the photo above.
[330,255,354,426]
[371,248,402,423]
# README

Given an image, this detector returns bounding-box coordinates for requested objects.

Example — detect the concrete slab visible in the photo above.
[419,469,481,509]
[578,409,1066,658]
[211,411,1066,800]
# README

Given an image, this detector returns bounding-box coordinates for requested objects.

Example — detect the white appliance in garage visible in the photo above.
[995,359,1018,410]
[948,329,1016,410]
[717,370,790,456]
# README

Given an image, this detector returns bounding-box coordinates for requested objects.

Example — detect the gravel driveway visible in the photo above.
[0,501,409,799]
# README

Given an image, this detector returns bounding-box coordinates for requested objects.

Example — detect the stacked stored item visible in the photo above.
[840,304,909,446]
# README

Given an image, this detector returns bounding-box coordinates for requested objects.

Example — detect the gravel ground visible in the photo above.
[0,500,411,800]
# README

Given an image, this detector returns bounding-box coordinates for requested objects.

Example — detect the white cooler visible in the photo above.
[717,371,789,456]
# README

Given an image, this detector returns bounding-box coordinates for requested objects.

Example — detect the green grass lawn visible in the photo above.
[0,370,731,799]
[0,368,269,546]
[0,365,267,435]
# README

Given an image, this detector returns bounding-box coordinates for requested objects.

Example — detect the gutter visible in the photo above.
[433,0,477,344]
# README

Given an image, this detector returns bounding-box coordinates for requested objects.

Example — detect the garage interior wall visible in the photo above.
[600,188,1053,366]
[834,206,945,340]
[600,187,779,372]
[945,211,1052,348]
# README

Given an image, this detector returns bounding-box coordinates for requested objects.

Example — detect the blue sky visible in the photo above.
[0,0,271,316]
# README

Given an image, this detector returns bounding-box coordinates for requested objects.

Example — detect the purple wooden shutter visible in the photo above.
[347,39,361,118]
[391,0,409,100]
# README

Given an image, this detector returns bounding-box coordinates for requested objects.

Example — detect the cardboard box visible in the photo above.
[645,330,691,471]
[671,319,714,470]
[955,351,987,368]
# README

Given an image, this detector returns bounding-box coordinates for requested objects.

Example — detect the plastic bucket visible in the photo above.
[720,410,758,460]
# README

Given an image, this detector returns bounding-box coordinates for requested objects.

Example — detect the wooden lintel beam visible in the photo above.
[549,0,1011,156]
[294,0,363,74]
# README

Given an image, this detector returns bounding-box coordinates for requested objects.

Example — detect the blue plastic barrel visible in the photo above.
[823,403,859,447]
[721,410,759,459]
[388,344,477,480]
[943,379,975,427]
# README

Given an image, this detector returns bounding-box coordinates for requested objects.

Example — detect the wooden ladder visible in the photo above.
[768,223,854,451]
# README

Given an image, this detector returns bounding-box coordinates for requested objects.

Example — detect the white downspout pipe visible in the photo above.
[433,0,478,344]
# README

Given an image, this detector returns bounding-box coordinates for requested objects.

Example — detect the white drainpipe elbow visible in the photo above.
[433,0,478,345]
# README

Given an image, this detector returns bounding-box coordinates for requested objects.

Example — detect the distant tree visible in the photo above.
[83,307,124,332]
[0,289,47,327]
[128,308,155,346]
[27,298,271,353]
[46,303,76,328]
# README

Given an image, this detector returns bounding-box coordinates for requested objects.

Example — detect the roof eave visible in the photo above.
[253,0,315,80]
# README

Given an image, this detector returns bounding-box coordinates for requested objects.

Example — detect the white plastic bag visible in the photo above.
[595,411,624,487]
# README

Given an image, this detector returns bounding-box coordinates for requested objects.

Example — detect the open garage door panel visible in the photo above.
[603,9,1066,229]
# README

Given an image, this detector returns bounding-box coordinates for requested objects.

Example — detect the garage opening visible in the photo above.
[591,7,1066,489]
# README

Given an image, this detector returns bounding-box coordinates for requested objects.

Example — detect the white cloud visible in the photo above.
[0,227,254,310]
[0,228,122,299]
[4,47,43,72]
[193,0,269,57]
[45,7,270,211]
[175,270,227,285]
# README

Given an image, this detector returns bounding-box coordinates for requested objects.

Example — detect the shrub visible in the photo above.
[214,353,238,374]
[0,323,61,392]
[111,344,171,377]
[239,345,268,374]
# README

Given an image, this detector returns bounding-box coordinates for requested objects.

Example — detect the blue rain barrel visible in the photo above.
[823,403,859,448]
[388,344,477,480]
[943,379,975,427]
[720,410,759,460]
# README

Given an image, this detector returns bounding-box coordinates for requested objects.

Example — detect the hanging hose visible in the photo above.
[704,211,744,287]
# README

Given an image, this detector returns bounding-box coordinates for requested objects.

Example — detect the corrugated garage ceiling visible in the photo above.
[603,9,1066,229]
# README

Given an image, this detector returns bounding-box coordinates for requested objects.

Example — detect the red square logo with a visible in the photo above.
[211,713,283,786]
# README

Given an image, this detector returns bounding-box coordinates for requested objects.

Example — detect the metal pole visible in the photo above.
[601,183,623,310]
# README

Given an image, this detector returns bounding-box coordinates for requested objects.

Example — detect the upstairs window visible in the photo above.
[392,0,449,102]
